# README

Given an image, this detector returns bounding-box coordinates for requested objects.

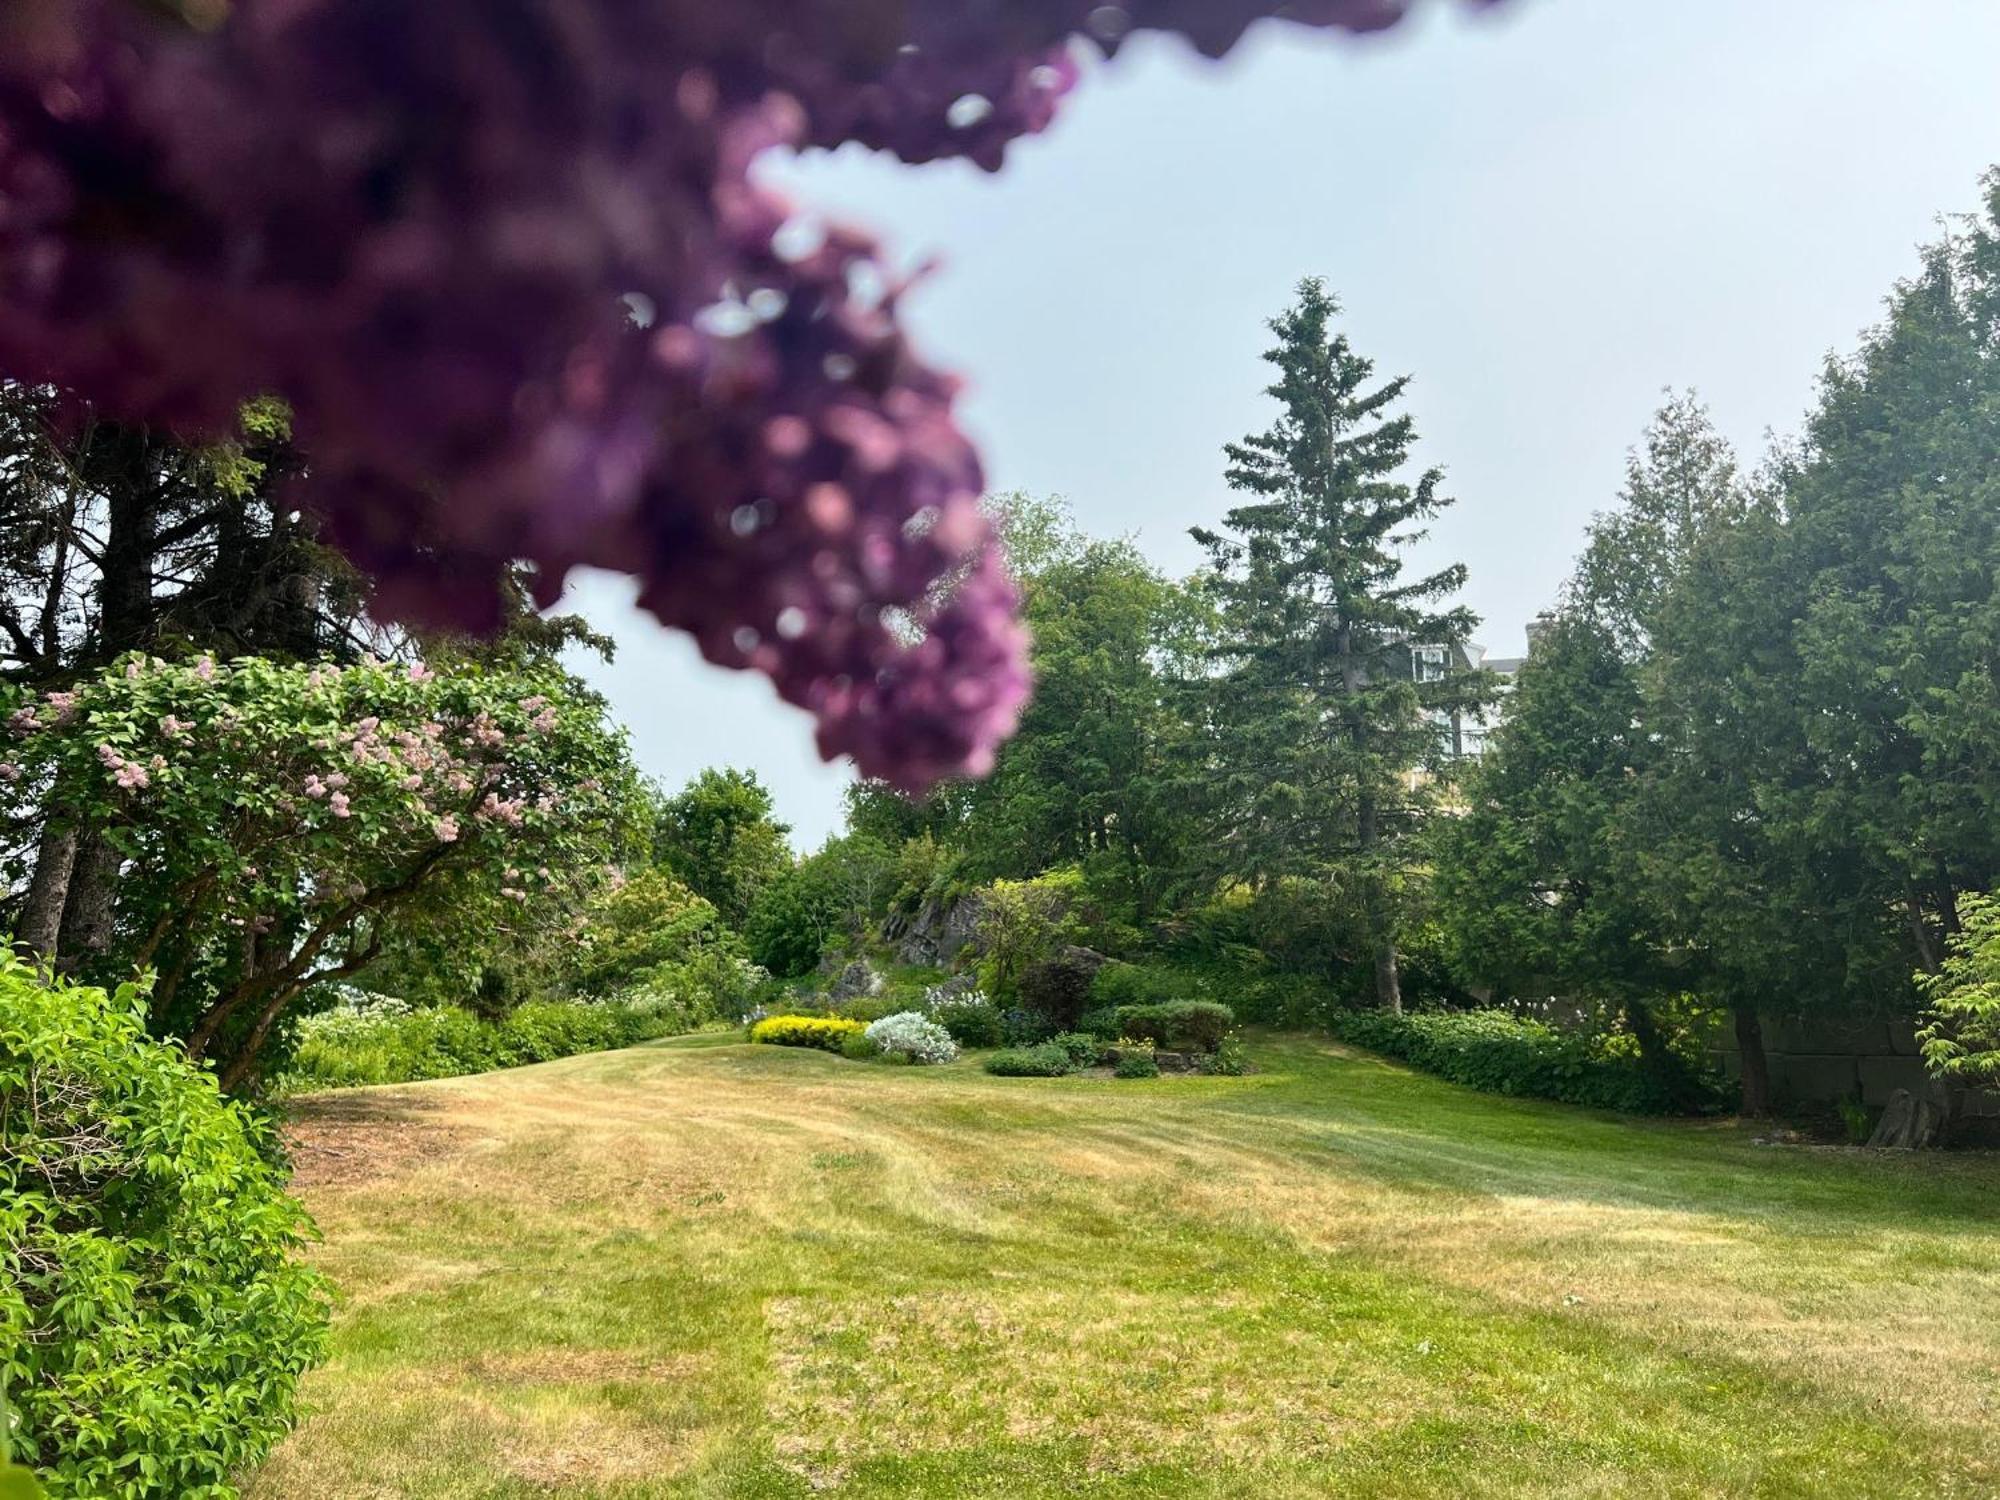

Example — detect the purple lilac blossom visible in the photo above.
[0,0,1446,788]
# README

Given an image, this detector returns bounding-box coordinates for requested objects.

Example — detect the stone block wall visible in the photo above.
[1710,1013,2000,1118]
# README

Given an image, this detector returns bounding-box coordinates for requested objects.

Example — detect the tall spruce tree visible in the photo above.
[1194,279,1487,1011]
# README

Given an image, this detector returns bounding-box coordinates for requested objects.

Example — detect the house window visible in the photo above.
[1412,644,1449,683]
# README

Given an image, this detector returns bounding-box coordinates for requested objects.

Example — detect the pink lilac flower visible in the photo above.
[434,815,460,843]
[0,763,21,782]
[329,791,352,818]
[194,657,217,682]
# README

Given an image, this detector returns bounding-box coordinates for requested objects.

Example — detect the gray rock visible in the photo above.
[1866,1087,1950,1149]
[826,959,883,1003]
[892,889,988,968]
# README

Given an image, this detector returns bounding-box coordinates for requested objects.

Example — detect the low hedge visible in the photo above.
[982,1043,1077,1077]
[280,996,690,1091]
[1328,1008,1721,1115]
[1109,1000,1235,1053]
[749,1014,867,1052]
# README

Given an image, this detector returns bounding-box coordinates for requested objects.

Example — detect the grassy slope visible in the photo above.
[251,1034,2000,1499]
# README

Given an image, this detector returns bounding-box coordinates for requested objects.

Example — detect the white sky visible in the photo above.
[562,0,2000,849]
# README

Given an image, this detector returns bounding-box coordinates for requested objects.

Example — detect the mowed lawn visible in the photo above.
[251,1034,2000,1499]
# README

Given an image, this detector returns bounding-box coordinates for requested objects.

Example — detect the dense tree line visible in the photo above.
[806,175,2000,1120]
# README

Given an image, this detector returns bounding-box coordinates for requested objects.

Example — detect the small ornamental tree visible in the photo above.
[569,867,742,997]
[0,654,641,1090]
[1920,893,2000,1086]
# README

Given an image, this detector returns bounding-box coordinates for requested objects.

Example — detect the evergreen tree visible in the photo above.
[1193,279,1487,1011]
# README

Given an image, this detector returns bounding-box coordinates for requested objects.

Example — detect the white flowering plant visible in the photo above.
[863,1010,960,1065]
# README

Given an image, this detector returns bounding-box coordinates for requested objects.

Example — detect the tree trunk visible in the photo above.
[55,831,122,977]
[17,821,77,961]
[95,426,158,659]
[1733,1005,1771,1118]
[1374,939,1403,1015]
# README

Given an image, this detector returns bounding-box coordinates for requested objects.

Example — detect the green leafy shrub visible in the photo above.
[1110,1004,1171,1047]
[748,1014,866,1052]
[982,1043,1077,1077]
[743,862,844,978]
[831,993,902,1023]
[998,1006,1055,1046]
[1113,1051,1160,1079]
[1091,961,1209,1009]
[1076,1006,1122,1040]
[1048,1031,1107,1067]
[279,994,688,1091]
[0,958,329,1496]
[930,998,1002,1048]
[1201,1034,1251,1077]
[1328,1008,1721,1115]
[1920,891,2000,1084]
[974,873,1081,1000]
[839,1032,882,1061]
[1163,1001,1235,1052]
[1107,1000,1235,1053]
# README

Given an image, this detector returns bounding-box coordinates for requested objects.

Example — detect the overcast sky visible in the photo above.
[561,0,2000,850]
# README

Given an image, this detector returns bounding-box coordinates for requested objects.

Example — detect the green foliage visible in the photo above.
[1201,1033,1251,1077]
[743,861,844,978]
[839,1032,882,1061]
[0,653,641,1091]
[1113,1051,1160,1079]
[1016,946,1100,1029]
[1163,1001,1235,1052]
[1191,277,1492,1009]
[974,872,1081,1000]
[0,957,328,1496]
[1329,1008,1721,1116]
[650,768,791,927]
[570,868,737,995]
[981,1043,1077,1078]
[997,1006,1056,1047]
[1107,1000,1234,1053]
[1835,1095,1874,1146]
[930,999,1003,1048]
[278,995,692,1090]
[1920,893,2000,1084]
[1047,1031,1107,1067]
[747,1015,865,1052]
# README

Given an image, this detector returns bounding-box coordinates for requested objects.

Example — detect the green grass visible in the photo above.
[250,1033,2000,1498]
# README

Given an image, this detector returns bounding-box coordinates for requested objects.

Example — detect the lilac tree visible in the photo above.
[0,653,640,1089]
[0,1,1457,789]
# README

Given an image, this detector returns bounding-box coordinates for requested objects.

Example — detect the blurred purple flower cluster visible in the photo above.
[0,0,1425,788]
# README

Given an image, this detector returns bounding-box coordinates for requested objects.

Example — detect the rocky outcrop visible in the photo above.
[826,959,883,1003]
[888,889,987,968]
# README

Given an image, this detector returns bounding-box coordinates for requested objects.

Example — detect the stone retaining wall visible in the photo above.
[1710,1013,2000,1118]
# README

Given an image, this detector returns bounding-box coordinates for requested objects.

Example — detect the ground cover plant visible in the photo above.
[250,1031,2000,1497]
